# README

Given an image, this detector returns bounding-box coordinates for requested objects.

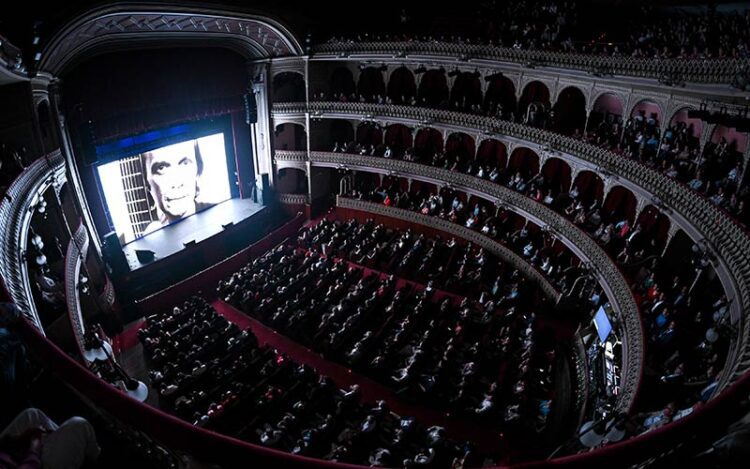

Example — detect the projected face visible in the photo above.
[98,132,232,244]
[144,141,201,223]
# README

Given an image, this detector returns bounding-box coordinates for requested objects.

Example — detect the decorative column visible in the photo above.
[248,61,274,189]
[48,80,104,259]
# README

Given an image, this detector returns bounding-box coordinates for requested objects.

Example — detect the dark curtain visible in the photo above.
[62,47,247,144]
[387,67,417,103]
[477,139,507,167]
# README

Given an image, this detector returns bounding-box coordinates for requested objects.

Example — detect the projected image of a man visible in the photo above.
[142,140,207,234]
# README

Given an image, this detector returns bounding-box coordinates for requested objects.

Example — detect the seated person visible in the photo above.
[0,408,100,469]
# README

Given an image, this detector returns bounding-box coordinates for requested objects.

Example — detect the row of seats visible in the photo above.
[217,240,551,427]
[138,297,476,467]
[342,174,728,440]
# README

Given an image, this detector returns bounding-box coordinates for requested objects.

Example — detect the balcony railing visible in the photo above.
[313,40,747,84]
[0,151,66,330]
[336,196,560,299]
[277,193,310,205]
[64,221,89,356]
[272,102,750,395]
[274,150,308,163]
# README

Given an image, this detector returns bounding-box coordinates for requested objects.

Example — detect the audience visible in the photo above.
[139,297,479,467]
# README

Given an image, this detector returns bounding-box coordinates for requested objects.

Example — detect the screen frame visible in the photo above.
[93,116,240,245]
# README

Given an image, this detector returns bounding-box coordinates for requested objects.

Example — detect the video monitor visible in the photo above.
[593,305,613,344]
[97,133,232,244]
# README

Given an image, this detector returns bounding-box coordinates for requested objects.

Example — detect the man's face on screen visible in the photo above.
[144,141,199,222]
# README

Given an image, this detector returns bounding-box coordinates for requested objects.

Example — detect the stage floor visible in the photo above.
[122,198,265,271]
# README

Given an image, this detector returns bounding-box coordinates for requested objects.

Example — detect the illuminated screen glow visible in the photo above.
[97,133,232,244]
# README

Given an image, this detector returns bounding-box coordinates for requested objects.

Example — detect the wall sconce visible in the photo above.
[31,234,44,249]
[79,275,89,294]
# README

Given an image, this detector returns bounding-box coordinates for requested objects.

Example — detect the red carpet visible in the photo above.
[112,319,145,354]
[212,299,504,454]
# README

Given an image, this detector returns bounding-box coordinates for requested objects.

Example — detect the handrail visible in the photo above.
[335,197,561,302]
[0,151,66,330]
[272,102,750,394]
[312,40,748,84]
[325,157,641,414]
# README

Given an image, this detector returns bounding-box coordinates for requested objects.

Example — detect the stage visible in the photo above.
[122,198,266,271]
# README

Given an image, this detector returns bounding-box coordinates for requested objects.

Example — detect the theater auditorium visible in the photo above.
[1,0,749,467]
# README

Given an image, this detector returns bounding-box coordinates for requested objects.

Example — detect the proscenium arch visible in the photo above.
[39,3,304,75]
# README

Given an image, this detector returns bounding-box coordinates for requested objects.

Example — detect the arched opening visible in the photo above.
[588,93,624,146]
[417,69,449,107]
[445,132,476,161]
[636,205,671,251]
[276,168,308,194]
[629,99,662,131]
[507,147,540,178]
[483,74,516,118]
[603,186,637,223]
[708,125,748,186]
[357,67,386,102]
[274,123,307,151]
[414,127,444,160]
[710,125,749,154]
[386,66,416,104]
[476,139,507,168]
[624,100,663,161]
[312,119,355,151]
[518,81,550,126]
[668,107,703,149]
[662,229,692,264]
[384,124,413,156]
[356,122,383,147]
[330,67,355,99]
[449,70,482,111]
[553,86,586,136]
[273,72,306,102]
[541,158,572,194]
[572,171,605,205]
